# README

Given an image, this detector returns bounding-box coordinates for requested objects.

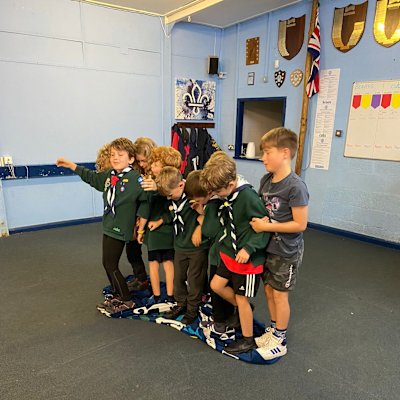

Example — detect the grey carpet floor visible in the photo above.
[1,223,399,400]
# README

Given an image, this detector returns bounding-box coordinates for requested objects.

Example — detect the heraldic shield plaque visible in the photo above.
[374,0,400,47]
[332,2,368,52]
[278,15,305,60]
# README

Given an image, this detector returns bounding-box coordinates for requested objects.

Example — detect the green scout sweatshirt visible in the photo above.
[201,197,224,266]
[75,166,149,242]
[219,185,270,266]
[144,191,174,251]
[169,194,209,252]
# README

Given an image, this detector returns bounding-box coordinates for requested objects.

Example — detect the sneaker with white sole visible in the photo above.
[257,333,287,360]
[255,326,274,348]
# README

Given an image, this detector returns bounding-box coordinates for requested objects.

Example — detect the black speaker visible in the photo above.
[208,56,219,75]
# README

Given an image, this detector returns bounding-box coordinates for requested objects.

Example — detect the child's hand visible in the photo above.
[250,217,270,233]
[137,232,144,244]
[190,201,204,215]
[191,225,202,247]
[235,248,250,264]
[56,157,77,171]
[141,178,157,191]
[148,219,163,231]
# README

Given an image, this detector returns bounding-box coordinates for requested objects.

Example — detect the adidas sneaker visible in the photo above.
[257,333,287,360]
[255,326,274,348]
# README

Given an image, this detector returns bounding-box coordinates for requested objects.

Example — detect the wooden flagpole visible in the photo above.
[295,0,319,175]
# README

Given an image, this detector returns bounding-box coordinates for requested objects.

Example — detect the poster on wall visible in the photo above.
[310,69,341,170]
[344,80,400,161]
[175,78,216,120]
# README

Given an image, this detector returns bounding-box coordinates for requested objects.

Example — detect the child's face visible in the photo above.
[110,147,134,172]
[151,160,163,177]
[261,145,288,173]
[166,181,185,201]
[191,194,211,205]
[213,181,236,198]
[135,153,148,171]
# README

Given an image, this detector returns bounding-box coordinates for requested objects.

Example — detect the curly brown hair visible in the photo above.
[109,137,136,159]
[96,143,112,172]
[149,146,182,169]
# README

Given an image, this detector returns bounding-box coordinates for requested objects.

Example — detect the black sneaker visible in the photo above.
[181,314,197,325]
[224,337,256,355]
[127,279,150,292]
[165,305,186,320]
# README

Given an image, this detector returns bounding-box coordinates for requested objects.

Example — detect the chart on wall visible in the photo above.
[344,80,400,161]
[175,78,216,120]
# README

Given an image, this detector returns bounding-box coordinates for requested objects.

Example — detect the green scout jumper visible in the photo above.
[201,198,224,266]
[219,186,270,266]
[144,192,174,251]
[74,166,149,242]
[169,194,209,252]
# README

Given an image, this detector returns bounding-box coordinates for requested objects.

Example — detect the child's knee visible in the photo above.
[210,277,221,293]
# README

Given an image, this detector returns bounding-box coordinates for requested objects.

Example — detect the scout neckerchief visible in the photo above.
[218,177,252,254]
[171,192,188,235]
[104,167,132,216]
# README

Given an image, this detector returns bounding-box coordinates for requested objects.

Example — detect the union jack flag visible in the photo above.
[306,5,320,97]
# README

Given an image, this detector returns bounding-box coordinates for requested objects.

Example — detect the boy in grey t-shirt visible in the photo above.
[250,127,309,361]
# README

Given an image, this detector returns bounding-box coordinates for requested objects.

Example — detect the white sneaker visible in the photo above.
[255,326,274,348]
[257,333,287,361]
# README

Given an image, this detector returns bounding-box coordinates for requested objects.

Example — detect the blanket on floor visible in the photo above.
[100,276,281,365]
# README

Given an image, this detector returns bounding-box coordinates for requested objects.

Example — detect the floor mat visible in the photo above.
[100,276,282,365]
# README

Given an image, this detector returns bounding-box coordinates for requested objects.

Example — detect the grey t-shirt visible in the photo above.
[258,171,309,257]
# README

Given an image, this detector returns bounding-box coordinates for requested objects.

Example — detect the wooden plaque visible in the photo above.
[246,37,259,65]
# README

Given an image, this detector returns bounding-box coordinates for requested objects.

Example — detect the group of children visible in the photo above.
[56,127,309,361]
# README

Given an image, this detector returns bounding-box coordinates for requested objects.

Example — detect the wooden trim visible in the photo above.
[295,0,319,175]
[175,122,215,129]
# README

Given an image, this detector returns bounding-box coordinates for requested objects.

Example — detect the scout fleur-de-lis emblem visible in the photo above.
[183,81,210,116]
[374,0,400,47]
[332,2,368,52]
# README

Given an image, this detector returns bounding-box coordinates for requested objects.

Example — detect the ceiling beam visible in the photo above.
[165,0,224,25]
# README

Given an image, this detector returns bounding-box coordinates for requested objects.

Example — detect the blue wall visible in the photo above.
[215,0,400,243]
[0,0,165,230]
[171,22,222,143]
[1,0,399,243]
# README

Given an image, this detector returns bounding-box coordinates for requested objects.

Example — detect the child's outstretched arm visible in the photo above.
[56,157,77,171]
[56,157,107,192]
[250,205,308,233]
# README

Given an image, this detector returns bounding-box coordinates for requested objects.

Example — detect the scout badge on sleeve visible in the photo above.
[332,2,368,52]
[274,70,286,88]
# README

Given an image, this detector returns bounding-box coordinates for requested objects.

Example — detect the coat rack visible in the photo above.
[175,122,215,129]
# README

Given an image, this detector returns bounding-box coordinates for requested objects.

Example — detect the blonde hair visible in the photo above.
[134,137,157,158]
[200,151,236,193]
[149,146,182,169]
[156,166,183,197]
[96,143,112,172]
[260,127,298,159]
[185,170,208,199]
[109,137,136,159]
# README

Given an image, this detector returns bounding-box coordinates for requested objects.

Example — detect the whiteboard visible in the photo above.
[344,80,400,162]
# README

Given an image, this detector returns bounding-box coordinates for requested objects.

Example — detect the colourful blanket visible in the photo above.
[100,276,281,365]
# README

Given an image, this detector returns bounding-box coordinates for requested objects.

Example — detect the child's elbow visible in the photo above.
[299,222,308,232]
